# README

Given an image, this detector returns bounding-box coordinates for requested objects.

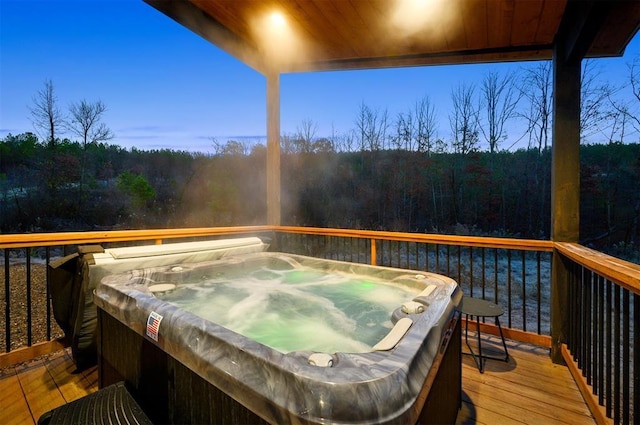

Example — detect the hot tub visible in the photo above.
[94,252,462,424]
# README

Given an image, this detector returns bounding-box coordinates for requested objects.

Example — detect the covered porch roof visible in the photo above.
[144,0,640,74]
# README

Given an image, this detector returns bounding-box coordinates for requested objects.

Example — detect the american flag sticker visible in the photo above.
[146,311,163,342]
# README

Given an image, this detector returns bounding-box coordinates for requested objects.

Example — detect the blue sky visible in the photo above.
[1,0,639,154]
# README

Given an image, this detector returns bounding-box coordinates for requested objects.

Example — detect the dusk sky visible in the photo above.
[2,0,639,154]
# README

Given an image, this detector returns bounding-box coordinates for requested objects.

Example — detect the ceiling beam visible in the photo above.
[555,0,613,64]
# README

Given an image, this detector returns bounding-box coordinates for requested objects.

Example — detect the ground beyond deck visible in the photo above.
[0,335,594,424]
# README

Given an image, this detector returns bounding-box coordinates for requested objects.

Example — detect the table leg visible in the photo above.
[495,316,510,362]
[476,315,484,372]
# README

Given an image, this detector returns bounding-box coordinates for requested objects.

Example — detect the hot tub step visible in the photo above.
[37,381,152,425]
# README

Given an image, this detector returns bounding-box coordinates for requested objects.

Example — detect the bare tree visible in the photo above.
[610,55,640,135]
[295,119,318,153]
[334,129,357,152]
[629,56,640,132]
[328,123,347,152]
[518,62,553,236]
[279,133,296,155]
[392,110,414,151]
[519,62,552,154]
[29,79,64,148]
[66,99,114,192]
[414,96,439,155]
[479,71,521,153]
[581,60,616,141]
[354,102,389,151]
[449,83,479,154]
[67,99,113,147]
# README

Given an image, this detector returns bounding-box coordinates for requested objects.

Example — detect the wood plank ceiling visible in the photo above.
[145,0,640,74]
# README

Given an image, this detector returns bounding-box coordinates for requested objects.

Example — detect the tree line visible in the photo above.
[1,132,639,261]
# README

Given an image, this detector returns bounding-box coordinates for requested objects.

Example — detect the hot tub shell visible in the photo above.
[94,252,462,424]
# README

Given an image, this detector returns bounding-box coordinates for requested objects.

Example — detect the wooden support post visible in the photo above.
[550,40,581,364]
[266,72,281,225]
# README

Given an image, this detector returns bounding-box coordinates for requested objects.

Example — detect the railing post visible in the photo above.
[370,239,377,266]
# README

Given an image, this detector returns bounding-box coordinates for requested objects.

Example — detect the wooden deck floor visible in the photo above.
[456,334,594,425]
[0,335,594,425]
[0,349,97,424]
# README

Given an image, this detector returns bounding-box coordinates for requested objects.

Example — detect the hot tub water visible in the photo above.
[155,260,422,354]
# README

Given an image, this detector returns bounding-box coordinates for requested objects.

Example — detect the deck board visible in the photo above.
[15,360,66,421]
[44,350,97,403]
[1,338,594,425]
[0,371,34,424]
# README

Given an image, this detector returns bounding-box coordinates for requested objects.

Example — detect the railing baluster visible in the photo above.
[597,275,604,405]
[494,248,499,305]
[469,247,474,297]
[26,248,32,346]
[521,250,526,333]
[622,290,629,425]
[4,249,10,352]
[591,270,598,391]
[585,268,592,385]
[614,284,620,424]
[46,247,52,341]
[425,243,430,272]
[633,293,638,425]
[405,241,410,269]
[574,264,581,365]
[507,249,512,328]
[606,279,613,419]
[481,248,486,300]
[537,251,542,334]
[455,245,460,286]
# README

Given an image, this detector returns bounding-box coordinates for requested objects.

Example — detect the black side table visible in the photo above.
[460,296,510,373]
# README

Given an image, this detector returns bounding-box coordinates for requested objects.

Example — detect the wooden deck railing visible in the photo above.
[556,242,639,425]
[1,226,637,424]
[274,227,554,344]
